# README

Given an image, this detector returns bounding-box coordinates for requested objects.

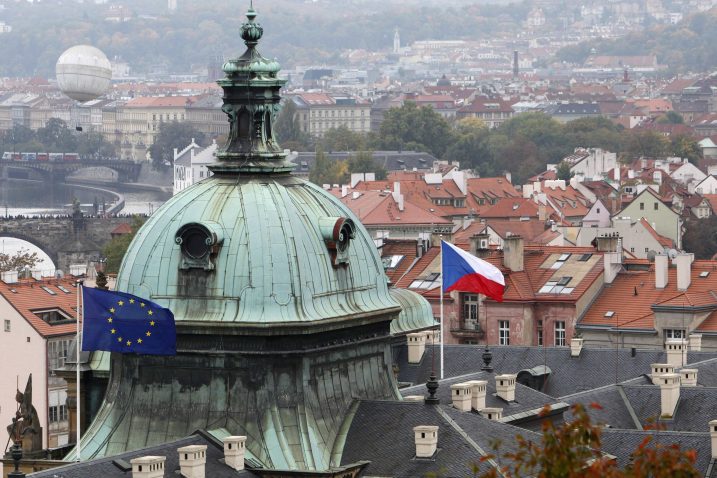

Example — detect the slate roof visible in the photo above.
[394,344,717,399]
[28,433,259,478]
[601,429,713,475]
[399,371,567,420]
[340,400,539,478]
[292,151,438,174]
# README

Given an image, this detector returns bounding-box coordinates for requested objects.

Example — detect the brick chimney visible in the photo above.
[665,339,688,368]
[689,334,702,352]
[659,373,680,418]
[450,383,472,412]
[673,253,694,290]
[650,363,675,385]
[223,436,246,472]
[479,407,503,421]
[570,338,584,357]
[495,374,517,402]
[502,236,524,272]
[465,380,487,411]
[680,368,697,387]
[407,332,427,364]
[655,253,669,289]
[178,444,207,478]
[413,426,438,458]
[130,456,166,478]
[710,420,717,459]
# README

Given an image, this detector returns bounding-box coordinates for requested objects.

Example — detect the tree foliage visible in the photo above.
[308,147,348,186]
[377,102,453,158]
[682,216,717,260]
[103,217,146,274]
[274,99,310,151]
[0,119,117,157]
[478,403,699,478]
[148,121,206,170]
[347,151,386,180]
[0,249,40,273]
[320,126,367,152]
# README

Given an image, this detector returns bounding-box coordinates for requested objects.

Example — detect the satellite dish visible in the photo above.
[56,45,112,102]
[668,249,679,260]
[646,250,656,262]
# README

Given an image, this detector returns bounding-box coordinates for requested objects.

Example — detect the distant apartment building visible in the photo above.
[457,98,515,129]
[290,93,371,137]
[173,140,217,194]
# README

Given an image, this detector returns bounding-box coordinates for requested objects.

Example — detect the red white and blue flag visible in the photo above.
[441,240,505,302]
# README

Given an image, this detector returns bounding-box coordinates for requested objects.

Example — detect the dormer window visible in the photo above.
[33,308,73,324]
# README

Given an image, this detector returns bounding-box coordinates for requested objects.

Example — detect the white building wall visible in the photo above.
[0,301,48,450]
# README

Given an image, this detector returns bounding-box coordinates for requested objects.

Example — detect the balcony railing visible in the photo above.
[450,318,484,338]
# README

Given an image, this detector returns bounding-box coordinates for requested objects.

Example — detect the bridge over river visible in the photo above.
[0,158,143,183]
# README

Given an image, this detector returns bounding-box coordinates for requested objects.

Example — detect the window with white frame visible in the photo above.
[664,329,686,339]
[555,321,566,346]
[499,320,510,345]
[463,294,479,326]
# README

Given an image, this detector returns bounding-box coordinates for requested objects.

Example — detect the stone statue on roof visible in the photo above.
[5,374,42,453]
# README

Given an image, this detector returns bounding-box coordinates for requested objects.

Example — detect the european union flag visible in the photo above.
[82,288,176,355]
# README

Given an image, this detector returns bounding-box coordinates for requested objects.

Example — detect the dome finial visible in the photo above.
[241,1,262,48]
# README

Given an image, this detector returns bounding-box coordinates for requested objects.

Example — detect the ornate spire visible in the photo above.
[212,4,293,174]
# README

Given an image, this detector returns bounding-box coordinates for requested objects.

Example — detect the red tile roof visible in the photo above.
[480,198,539,219]
[0,278,79,338]
[581,261,717,332]
[381,239,420,285]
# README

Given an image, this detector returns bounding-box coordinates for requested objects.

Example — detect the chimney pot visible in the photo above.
[479,407,503,421]
[450,382,473,412]
[130,456,166,478]
[407,332,427,364]
[655,254,668,288]
[465,380,487,411]
[570,338,584,357]
[650,363,675,385]
[658,372,681,418]
[665,339,688,368]
[502,236,524,272]
[177,444,207,478]
[689,334,702,352]
[673,253,694,290]
[710,419,717,459]
[413,425,439,458]
[222,436,247,472]
[680,368,698,387]
[495,374,517,402]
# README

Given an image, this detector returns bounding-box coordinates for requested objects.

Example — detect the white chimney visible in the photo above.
[450,382,473,412]
[407,332,427,364]
[130,456,166,478]
[413,426,438,458]
[570,338,584,357]
[673,253,694,290]
[710,420,717,459]
[650,363,675,385]
[178,444,206,478]
[465,380,487,411]
[689,334,702,352]
[479,407,503,421]
[658,373,680,418]
[680,368,697,387]
[341,184,348,198]
[495,374,517,402]
[223,436,246,472]
[665,339,688,368]
[655,254,668,289]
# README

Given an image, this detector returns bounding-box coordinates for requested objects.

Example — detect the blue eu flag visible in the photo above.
[82,288,176,355]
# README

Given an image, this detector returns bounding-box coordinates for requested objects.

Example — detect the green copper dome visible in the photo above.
[116,175,401,330]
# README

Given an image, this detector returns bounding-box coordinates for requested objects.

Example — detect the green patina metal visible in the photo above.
[71,5,405,471]
[389,288,437,335]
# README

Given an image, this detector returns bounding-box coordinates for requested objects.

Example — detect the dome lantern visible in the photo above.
[215,5,291,173]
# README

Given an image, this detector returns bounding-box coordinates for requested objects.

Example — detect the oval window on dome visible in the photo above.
[175,222,223,271]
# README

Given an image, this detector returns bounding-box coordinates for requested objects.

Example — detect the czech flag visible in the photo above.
[441,240,505,302]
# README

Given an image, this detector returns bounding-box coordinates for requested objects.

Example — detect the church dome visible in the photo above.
[117,175,399,329]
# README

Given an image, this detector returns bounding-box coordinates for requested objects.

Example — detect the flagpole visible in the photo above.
[440,239,444,380]
[76,280,83,462]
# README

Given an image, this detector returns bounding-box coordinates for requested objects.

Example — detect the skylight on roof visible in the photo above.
[605,311,615,318]
[700,271,710,278]
[41,286,57,296]
[57,286,71,294]
[382,255,405,270]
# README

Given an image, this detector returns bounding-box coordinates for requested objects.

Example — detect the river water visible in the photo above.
[0,179,169,269]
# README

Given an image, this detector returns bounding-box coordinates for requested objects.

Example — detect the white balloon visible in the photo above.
[56,45,112,102]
